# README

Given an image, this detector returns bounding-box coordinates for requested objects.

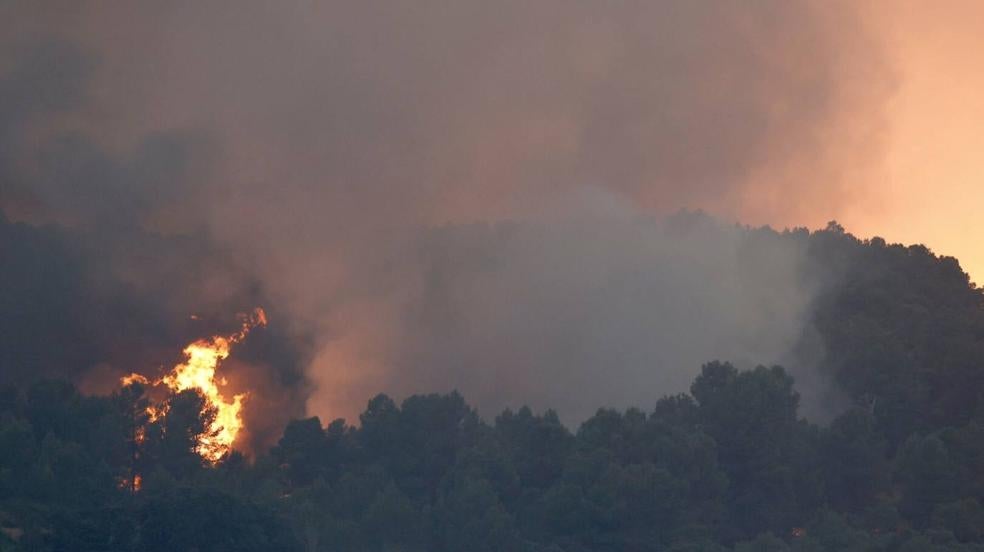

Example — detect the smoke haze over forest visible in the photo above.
[0,1,975,429]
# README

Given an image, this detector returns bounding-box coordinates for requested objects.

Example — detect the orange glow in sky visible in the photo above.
[842,1,984,284]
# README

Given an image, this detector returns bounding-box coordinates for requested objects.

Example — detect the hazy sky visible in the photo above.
[840,1,984,283]
[3,1,984,425]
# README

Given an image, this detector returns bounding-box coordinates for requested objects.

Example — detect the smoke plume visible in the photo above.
[0,1,894,425]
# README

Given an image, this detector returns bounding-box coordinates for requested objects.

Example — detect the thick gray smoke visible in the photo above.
[0,1,892,424]
[308,210,833,424]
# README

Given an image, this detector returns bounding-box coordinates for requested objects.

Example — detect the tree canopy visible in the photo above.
[4,224,984,550]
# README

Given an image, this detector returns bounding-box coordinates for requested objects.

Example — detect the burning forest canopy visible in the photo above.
[119,307,267,468]
[5,1,984,550]
[5,222,984,551]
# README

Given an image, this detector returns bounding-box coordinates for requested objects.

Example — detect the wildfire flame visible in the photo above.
[120,373,149,386]
[118,474,142,492]
[120,308,267,463]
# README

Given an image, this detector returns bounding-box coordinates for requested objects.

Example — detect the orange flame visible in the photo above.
[118,474,142,492]
[120,307,267,463]
[120,373,150,386]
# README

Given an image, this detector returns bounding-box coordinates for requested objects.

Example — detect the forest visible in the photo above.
[4,223,984,552]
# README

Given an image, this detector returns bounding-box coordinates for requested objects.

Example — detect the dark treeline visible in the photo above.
[4,224,984,551]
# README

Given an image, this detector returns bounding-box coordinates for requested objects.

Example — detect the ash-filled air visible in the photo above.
[0,0,899,429]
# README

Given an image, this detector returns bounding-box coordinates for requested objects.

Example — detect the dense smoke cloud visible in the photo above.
[312,211,835,423]
[0,1,893,425]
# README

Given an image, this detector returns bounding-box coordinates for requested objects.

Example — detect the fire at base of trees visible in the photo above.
[4,227,984,551]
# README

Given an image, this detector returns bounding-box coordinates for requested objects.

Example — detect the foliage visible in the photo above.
[4,224,984,550]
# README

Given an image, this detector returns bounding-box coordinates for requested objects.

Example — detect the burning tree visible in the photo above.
[119,308,266,478]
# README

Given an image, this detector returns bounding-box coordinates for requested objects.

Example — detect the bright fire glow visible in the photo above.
[118,474,143,492]
[120,373,149,386]
[120,308,267,463]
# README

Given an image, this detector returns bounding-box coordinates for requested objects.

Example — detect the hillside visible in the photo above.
[3,225,984,551]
